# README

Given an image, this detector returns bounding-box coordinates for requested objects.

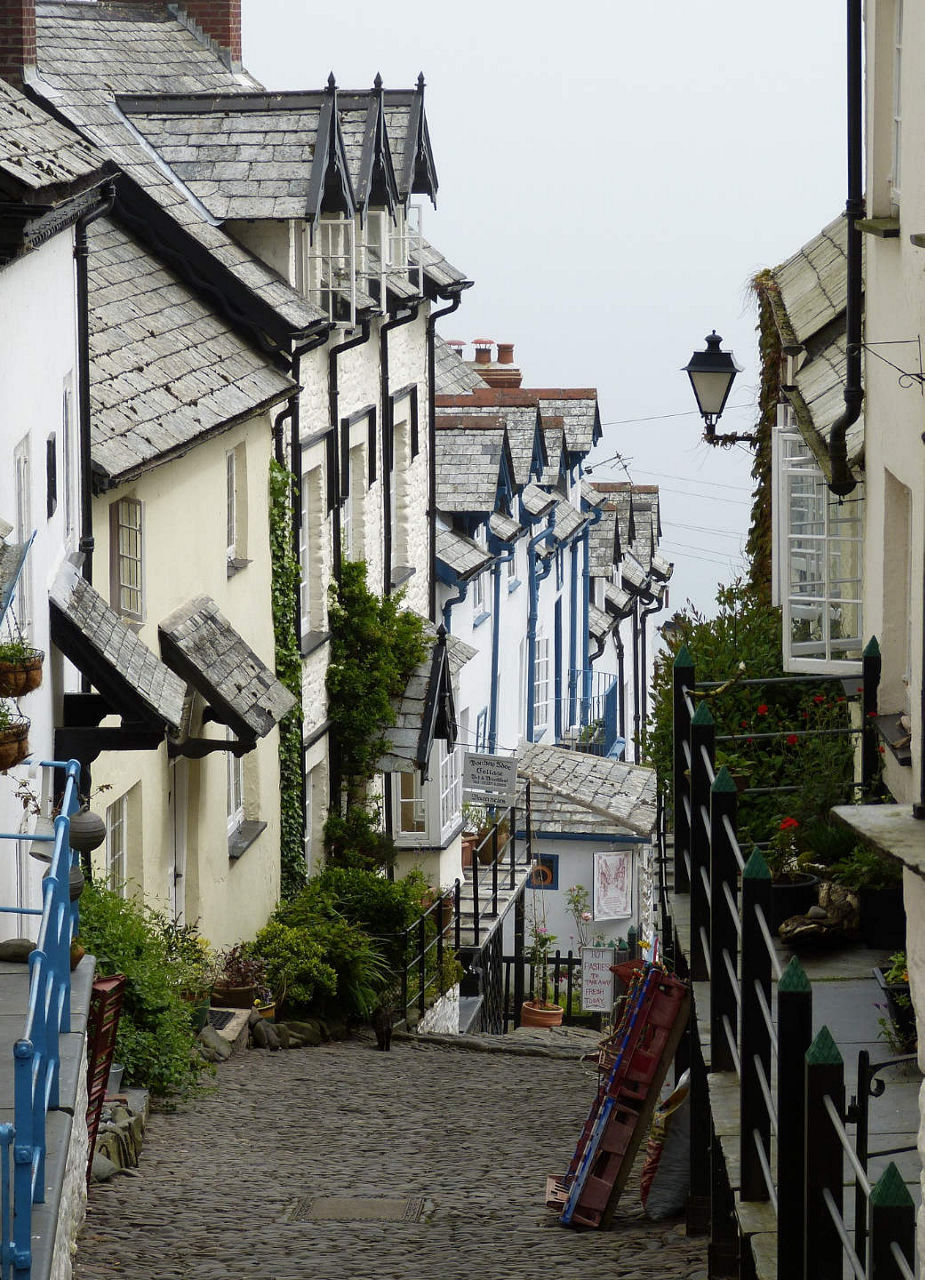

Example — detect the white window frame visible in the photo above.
[391,412,411,569]
[226,448,237,560]
[534,635,550,733]
[395,769,427,841]
[13,436,32,637]
[226,734,244,837]
[342,443,365,562]
[437,742,462,843]
[773,420,863,674]
[105,794,127,896]
[305,216,356,327]
[891,0,904,210]
[62,378,77,546]
[472,526,490,619]
[110,496,145,622]
[299,469,326,635]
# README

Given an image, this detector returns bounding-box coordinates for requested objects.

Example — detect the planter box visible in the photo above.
[873,967,917,1052]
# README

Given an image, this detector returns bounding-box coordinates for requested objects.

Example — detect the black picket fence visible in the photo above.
[666,641,916,1280]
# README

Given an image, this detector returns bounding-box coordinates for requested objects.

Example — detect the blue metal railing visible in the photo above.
[0,758,80,1279]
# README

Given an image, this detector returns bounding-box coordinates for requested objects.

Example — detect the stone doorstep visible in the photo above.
[209,1007,251,1052]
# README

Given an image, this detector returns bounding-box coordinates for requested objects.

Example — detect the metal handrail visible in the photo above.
[0,758,81,1277]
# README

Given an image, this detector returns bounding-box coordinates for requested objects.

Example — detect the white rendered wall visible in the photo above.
[90,412,282,947]
[0,231,83,936]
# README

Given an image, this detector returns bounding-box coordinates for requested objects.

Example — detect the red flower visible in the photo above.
[757,704,768,716]
[746,737,754,744]
[779,817,799,830]
[878,745,885,754]
[836,696,846,703]
[813,694,825,704]
[740,720,748,729]
[786,734,799,746]
[866,710,878,719]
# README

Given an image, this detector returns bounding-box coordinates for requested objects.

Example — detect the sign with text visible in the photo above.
[593,851,633,919]
[463,752,518,803]
[581,947,615,1013]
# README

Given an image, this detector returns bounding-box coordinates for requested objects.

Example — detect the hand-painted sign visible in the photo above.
[581,946,615,1013]
[463,751,518,803]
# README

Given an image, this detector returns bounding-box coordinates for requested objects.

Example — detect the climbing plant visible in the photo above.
[269,459,305,900]
[325,559,429,867]
[746,270,782,604]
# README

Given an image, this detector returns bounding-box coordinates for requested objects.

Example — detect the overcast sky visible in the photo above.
[241,0,845,617]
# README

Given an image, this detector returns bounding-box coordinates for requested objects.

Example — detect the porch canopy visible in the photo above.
[378,624,475,778]
[517,742,657,839]
[158,596,296,754]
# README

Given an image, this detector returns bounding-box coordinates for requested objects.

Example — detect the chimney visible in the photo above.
[472,339,494,366]
[0,0,36,90]
[479,339,523,389]
[181,0,241,65]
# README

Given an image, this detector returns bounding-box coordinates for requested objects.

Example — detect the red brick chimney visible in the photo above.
[181,0,241,64]
[478,340,523,389]
[0,0,35,90]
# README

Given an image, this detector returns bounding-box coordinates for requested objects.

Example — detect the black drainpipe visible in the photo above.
[828,0,863,497]
[328,319,371,583]
[75,180,117,585]
[380,302,420,594]
[426,289,464,622]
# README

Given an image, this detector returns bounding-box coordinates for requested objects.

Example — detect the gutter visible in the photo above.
[426,286,468,621]
[380,302,421,593]
[828,0,863,497]
[75,179,117,586]
[328,319,372,580]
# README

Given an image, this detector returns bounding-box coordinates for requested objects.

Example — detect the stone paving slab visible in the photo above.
[74,1033,707,1280]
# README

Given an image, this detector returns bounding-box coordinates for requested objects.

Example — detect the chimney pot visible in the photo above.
[472,338,494,366]
[496,342,514,365]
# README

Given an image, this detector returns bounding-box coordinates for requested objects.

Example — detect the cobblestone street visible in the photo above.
[75,1032,706,1280]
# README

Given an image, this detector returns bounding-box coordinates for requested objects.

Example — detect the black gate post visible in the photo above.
[869,1162,915,1280]
[804,1026,845,1278]
[740,849,771,1202]
[709,766,738,1072]
[513,888,525,1029]
[673,645,694,893]
[777,956,812,1280]
[689,700,715,983]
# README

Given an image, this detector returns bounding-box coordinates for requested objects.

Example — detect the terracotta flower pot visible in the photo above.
[211,983,256,1009]
[520,1000,564,1028]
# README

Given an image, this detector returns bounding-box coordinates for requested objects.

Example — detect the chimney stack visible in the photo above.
[0,0,35,90]
[476,339,523,389]
[181,0,241,66]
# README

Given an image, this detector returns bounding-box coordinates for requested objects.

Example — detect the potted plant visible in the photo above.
[831,844,905,949]
[521,912,564,1027]
[764,817,819,933]
[714,747,752,793]
[874,951,916,1053]
[211,943,268,1008]
[0,702,29,772]
[0,637,43,698]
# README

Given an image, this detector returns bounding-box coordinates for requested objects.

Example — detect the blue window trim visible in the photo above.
[507,577,522,594]
[473,609,491,628]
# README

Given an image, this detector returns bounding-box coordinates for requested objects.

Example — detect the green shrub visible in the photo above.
[322,806,397,872]
[254,909,388,1020]
[77,884,205,1097]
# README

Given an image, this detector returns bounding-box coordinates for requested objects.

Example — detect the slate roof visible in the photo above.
[435,527,491,579]
[588,601,613,644]
[539,422,565,486]
[552,497,586,543]
[434,422,507,513]
[588,508,617,577]
[621,556,650,594]
[32,3,325,334]
[158,596,295,740]
[769,215,848,350]
[433,335,488,395]
[605,583,634,617]
[49,560,185,729]
[412,237,470,292]
[517,742,657,838]
[379,626,476,774]
[766,216,865,471]
[538,395,601,454]
[435,400,541,487]
[521,482,556,519]
[88,218,295,480]
[488,511,520,542]
[0,74,106,202]
[581,480,607,510]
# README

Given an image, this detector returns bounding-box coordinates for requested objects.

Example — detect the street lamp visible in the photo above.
[683,331,751,444]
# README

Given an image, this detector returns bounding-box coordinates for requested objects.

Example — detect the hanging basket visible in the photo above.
[0,649,43,698]
[0,716,29,772]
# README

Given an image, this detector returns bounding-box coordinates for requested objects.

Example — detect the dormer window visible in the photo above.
[304,216,356,326]
[358,205,424,306]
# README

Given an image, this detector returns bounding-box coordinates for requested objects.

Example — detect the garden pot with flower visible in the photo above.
[874,953,916,1053]
[520,999,564,1028]
[0,642,43,698]
[766,817,819,933]
[211,943,267,1008]
[0,709,29,772]
[523,912,564,1026]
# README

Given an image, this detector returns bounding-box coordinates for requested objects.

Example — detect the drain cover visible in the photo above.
[207,1010,235,1030]
[288,1196,426,1223]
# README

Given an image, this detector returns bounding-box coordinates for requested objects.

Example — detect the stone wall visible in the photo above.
[417,984,459,1036]
[50,1040,88,1280]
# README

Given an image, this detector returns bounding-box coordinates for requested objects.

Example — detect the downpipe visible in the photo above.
[526,516,555,742]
